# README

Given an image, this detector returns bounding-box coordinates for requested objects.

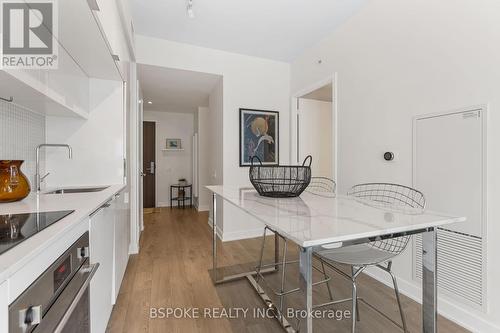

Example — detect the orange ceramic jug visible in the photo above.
[0,160,31,202]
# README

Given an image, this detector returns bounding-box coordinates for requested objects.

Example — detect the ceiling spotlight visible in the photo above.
[187,0,194,18]
[148,101,152,104]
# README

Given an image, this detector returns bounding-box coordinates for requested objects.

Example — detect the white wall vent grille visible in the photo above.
[414,228,484,307]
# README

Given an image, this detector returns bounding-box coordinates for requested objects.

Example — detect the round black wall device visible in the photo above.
[384,152,394,161]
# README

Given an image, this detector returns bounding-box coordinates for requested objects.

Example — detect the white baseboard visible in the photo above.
[197,204,209,212]
[207,217,223,239]
[157,201,197,208]
[220,228,263,242]
[364,268,499,333]
[128,243,139,255]
[207,218,262,242]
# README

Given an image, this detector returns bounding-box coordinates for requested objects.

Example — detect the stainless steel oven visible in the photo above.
[9,232,99,333]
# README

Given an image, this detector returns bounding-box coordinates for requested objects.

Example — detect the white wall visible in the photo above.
[208,79,224,187]
[143,111,194,207]
[207,80,224,233]
[45,79,125,188]
[196,79,224,213]
[291,0,500,331]
[136,36,290,240]
[298,99,333,178]
[196,107,209,210]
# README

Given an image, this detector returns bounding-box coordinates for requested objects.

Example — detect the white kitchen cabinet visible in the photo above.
[0,2,90,119]
[93,0,122,55]
[0,66,88,119]
[0,280,8,333]
[0,0,125,119]
[0,41,89,118]
[57,0,122,81]
[112,190,130,302]
[89,199,115,333]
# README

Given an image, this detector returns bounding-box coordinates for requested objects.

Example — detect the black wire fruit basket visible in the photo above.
[249,155,312,198]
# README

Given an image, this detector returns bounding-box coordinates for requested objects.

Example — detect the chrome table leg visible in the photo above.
[422,228,437,333]
[212,192,218,282]
[211,193,277,284]
[298,246,313,332]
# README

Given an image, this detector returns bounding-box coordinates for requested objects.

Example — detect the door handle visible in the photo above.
[147,161,155,175]
[52,263,99,333]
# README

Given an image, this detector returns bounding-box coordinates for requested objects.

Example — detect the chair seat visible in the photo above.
[315,243,396,266]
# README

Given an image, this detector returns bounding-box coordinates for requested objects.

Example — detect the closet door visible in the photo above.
[414,108,484,237]
[413,107,486,309]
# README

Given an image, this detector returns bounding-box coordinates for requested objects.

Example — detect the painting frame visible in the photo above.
[239,108,279,167]
[166,138,182,149]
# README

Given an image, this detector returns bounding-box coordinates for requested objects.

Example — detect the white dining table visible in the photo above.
[206,185,465,333]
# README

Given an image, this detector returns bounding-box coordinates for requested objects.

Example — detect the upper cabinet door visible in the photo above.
[56,0,123,81]
[0,0,125,118]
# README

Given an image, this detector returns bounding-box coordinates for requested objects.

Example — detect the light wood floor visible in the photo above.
[106,208,469,333]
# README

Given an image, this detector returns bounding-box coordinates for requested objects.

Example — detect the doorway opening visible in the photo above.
[292,75,337,182]
[137,64,222,217]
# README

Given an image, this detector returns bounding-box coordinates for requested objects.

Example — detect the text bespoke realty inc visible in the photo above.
[150,307,351,320]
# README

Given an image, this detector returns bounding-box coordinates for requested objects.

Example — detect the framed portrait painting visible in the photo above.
[239,108,279,166]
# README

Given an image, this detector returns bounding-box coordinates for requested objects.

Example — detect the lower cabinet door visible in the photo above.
[89,204,115,333]
[0,280,8,333]
[113,192,129,301]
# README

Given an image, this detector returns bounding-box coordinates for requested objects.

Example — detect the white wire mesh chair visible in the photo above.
[254,177,338,323]
[314,183,425,333]
[305,177,337,193]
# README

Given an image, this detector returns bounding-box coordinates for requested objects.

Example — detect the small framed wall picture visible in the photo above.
[166,138,182,149]
[239,108,279,166]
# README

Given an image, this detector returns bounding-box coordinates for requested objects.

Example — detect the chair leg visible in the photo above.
[351,280,358,333]
[321,260,334,301]
[351,266,360,322]
[388,269,408,333]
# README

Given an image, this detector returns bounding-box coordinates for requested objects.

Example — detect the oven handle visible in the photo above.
[53,263,99,333]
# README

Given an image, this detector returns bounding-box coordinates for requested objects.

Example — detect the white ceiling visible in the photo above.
[138,64,221,113]
[130,0,367,62]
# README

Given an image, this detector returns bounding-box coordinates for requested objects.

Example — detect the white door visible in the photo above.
[414,108,484,237]
[90,202,115,333]
[414,107,486,308]
[112,191,129,302]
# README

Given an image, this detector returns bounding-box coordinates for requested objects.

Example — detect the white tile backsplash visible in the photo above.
[0,101,45,187]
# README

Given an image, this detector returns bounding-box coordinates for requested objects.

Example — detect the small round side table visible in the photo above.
[170,183,192,208]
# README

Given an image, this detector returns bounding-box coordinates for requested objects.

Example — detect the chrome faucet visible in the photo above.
[35,144,73,192]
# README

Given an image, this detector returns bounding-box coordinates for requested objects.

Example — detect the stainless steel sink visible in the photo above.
[46,186,109,194]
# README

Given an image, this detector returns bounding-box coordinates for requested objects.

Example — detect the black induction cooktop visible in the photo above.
[0,210,74,255]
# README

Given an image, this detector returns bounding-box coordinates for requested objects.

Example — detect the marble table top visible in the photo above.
[206,186,466,247]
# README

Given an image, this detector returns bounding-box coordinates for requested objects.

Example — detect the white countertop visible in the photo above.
[0,184,126,283]
[207,186,466,247]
